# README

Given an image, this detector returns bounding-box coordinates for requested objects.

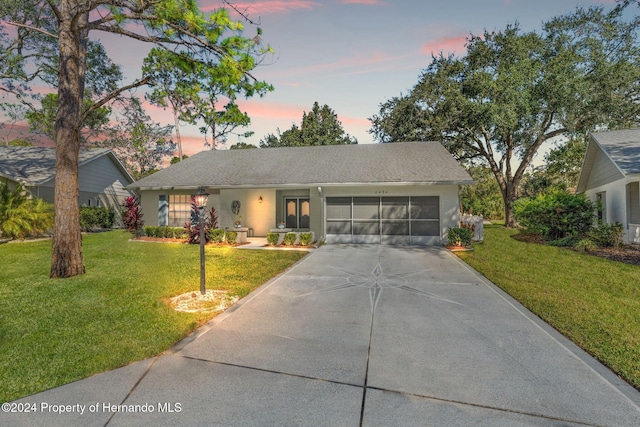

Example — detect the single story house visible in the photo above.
[577,129,640,244]
[128,142,473,245]
[0,146,134,222]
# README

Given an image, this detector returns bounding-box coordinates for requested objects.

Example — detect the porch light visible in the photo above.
[195,187,209,295]
[258,196,263,203]
[194,186,209,210]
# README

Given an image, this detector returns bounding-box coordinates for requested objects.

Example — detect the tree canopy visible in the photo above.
[0,0,273,277]
[260,102,357,147]
[370,6,640,226]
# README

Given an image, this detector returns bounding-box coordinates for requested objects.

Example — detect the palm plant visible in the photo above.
[0,182,54,240]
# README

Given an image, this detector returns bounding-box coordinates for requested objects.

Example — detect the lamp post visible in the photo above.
[194,187,209,295]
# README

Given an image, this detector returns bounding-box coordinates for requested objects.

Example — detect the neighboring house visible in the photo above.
[0,146,134,223]
[128,142,474,245]
[577,129,640,244]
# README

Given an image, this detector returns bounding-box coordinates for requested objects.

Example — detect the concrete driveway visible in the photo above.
[4,245,640,426]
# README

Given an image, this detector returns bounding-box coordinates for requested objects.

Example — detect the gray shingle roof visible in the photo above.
[128,142,473,190]
[0,147,133,185]
[590,128,640,175]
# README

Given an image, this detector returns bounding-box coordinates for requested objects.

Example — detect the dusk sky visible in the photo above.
[167,0,617,153]
[2,0,626,156]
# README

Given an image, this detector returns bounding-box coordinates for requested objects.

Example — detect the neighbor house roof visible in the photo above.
[128,141,473,191]
[0,146,134,186]
[577,128,640,192]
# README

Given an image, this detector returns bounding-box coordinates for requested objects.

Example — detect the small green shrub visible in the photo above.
[283,232,296,246]
[174,227,186,239]
[144,226,158,237]
[575,238,596,253]
[225,230,238,244]
[79,207,115,231]
[447,227,473,246]
[266,232,279,246]
[165,227,185,238]
[588,222,624,249]
[209,229,225,243]
[514,191,594,240]
[299,232,313,246]
[143,226,184,239]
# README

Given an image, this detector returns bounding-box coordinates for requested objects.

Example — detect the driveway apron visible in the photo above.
[4,245,640,426]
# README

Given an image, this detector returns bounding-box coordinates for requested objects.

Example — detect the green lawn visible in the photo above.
[0,231,307,402]
[456,225,640,390]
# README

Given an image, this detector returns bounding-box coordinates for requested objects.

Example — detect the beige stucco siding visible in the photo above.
[220,189,277,236]
[139,184,462,245]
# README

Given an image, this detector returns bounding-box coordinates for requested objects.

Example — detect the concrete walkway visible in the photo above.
[3,245,640,426]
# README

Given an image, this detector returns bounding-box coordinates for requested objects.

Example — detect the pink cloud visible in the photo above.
[339,0,387,5]
[421,35,468,57]
[177,134,208,155]
[201,0,322,15]
[338,115,370,128]
[236,99,305,121]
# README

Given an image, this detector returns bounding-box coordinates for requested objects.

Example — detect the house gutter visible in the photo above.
[128,180,475,192]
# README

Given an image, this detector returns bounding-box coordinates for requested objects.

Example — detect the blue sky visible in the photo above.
[1,0,623,155]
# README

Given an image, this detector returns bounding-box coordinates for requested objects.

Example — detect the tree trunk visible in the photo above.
[50,3,86,278]
[503,183,518,228]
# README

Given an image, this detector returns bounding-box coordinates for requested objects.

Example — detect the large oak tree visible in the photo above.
[0,0,272,277]
[370,6,639,226]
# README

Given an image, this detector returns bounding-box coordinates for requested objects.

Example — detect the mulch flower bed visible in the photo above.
[132,236,247,246]
[512,232,640,267]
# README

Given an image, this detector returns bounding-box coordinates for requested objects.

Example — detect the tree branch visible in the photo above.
[82,76,150,121]
[223,0,260,25]
[4,21,58,39]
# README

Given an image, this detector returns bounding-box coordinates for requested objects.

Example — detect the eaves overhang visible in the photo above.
[129,179,475,192]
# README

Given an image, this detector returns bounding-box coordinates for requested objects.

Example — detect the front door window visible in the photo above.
[285,198,310,229]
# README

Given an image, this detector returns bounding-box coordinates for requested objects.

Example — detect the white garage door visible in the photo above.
[326,196,440,245]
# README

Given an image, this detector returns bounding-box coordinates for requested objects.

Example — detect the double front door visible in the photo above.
[285,198,310,229]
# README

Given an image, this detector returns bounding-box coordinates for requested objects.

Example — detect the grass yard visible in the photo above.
[456,225,640,390]
[0,231,307,402]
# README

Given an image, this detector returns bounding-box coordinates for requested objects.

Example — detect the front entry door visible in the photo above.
[285,198,310,229]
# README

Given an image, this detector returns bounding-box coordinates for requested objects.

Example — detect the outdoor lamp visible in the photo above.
[195,187,209,295]
[194,186,209,210]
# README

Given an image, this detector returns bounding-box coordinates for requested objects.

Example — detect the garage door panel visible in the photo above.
[382,197,409,219]
[382,221,409,235]
[327,220,351,234]
[327,198,351,219]
[412,221,440,236]
[410,196,439,219]
[353,221,380,235]
[353,197,380,219]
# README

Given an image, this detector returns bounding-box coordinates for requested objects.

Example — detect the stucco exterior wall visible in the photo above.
[139,184,463,245]
[584,177,637,243]
[220,189,277,236]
